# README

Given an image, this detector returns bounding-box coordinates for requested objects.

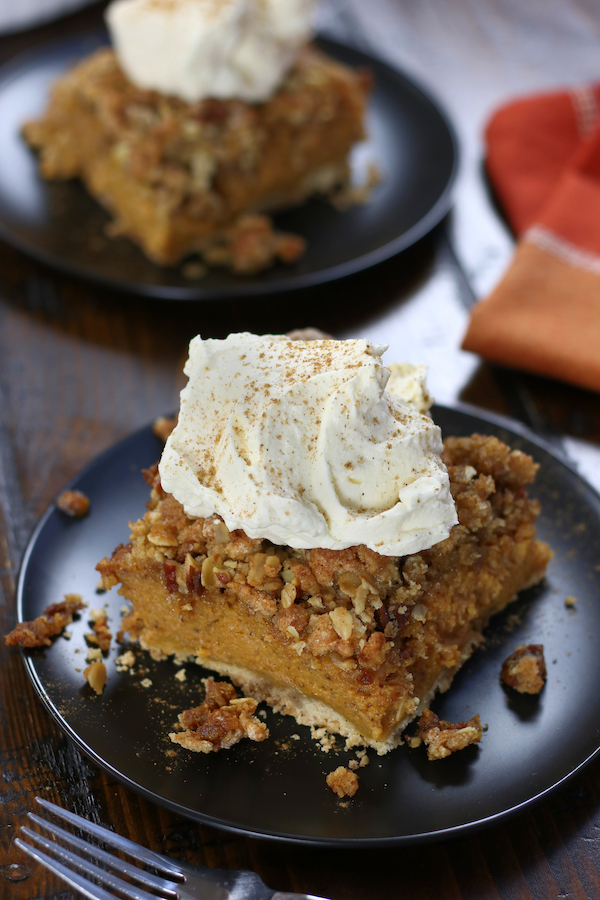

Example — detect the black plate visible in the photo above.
[17,403,600,846]
[0,31,457,300]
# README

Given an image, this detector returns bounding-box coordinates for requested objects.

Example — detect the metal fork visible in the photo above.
[16,797,331,900]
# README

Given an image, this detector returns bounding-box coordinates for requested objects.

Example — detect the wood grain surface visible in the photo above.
[2,2,600,898]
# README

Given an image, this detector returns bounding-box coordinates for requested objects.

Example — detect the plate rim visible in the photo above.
[16,400,600,846]
[0,30,459,301]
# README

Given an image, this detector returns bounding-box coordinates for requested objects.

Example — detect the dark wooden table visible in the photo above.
[2,2,600,898]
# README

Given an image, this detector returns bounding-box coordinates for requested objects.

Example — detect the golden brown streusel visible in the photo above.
[501,644,546,694]
[85,615,112,652]
[5,594,85,648]
[200,214,305,275]
[169,677,268,753]
[408,709,482,760]
[56,489,90,517]
[326,766,359,798]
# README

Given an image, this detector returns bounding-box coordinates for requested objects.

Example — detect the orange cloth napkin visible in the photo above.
[462,84,600,392]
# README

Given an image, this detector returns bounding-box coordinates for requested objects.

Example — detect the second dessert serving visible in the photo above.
[23,0,371,275]
[98,333,552,755]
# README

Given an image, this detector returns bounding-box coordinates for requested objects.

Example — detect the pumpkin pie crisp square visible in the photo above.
[97,335,551,754]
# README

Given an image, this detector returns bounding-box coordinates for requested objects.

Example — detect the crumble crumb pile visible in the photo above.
[348,749,369,771]
[85,609,112,652]
[169,677,269,753]
[326,766,359,798]
[198,214,305,275]
[501,644,547,694]
[5,594,85,647]
[407,709,483,760]
[115,650,136,672]
[56,489,90,517]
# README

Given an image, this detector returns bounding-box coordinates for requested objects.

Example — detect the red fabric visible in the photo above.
[536,116,600,253]
[484,90,588,233]
[462,85,600,392]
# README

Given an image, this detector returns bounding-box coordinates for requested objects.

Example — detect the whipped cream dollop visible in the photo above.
[159,333,457,556]
[106,0,315,104]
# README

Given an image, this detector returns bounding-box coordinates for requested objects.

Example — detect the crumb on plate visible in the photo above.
[84,660,107,694]
[501,644,546,694]
[115,650,136,672]
[5,594,85,647]
[407,708,482,760]
[169,677,268,753]
[85,614,112,652]
[56,489,90,517]
[326,766,359,798]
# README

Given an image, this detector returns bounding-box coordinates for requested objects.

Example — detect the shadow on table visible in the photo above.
[1,215,444,349]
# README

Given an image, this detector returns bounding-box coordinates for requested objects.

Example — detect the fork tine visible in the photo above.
[35,798,183,879]
[27,814,177,897]
[16,838,120,900]
[20,828,167,900]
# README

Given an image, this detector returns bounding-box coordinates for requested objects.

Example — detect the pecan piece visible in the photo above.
[163,561,179,594]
